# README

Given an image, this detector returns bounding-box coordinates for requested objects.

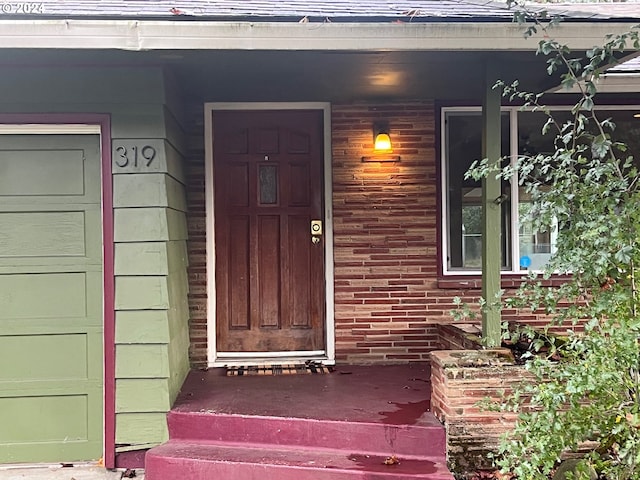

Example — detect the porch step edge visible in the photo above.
[167,410,446,457]
[145,440,454,480]
[152,438,445,461]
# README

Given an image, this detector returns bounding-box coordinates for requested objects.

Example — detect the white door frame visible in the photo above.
[204,102,335,367]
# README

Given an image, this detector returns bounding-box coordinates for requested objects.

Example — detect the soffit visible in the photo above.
[0,47,567,102]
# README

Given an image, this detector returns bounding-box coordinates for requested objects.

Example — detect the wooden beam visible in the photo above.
[481,61,503,348]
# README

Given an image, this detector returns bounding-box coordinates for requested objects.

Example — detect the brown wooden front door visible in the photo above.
[213,109,325,353]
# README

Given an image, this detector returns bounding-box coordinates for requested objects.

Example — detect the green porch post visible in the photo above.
[481,62,503,347]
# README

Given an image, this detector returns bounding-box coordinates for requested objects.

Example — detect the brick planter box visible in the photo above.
[430,341,531,478]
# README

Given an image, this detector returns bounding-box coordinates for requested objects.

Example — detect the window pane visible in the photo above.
[259,165,278,205]
[517,112,561,271]
[593,110,640,165]
[516,109,640,271]
[445,112,511,271]
[517,190,557,270]
[519,109,640,159]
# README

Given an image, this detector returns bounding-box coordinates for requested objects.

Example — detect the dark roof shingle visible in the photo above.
[2,0,639,21]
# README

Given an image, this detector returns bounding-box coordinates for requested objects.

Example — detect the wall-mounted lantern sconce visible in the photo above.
[374,131,392,151]
[362,122,401,162]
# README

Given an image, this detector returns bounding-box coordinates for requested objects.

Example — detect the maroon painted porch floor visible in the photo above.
[174,363,433,423]
[146,363,453,480]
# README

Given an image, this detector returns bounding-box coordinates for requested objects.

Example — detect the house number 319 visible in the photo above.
[114,145,157,168]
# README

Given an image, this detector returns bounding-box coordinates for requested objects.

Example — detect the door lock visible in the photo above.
[311,220,323,236]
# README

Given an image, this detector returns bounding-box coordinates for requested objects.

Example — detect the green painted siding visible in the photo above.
[115,276,172,310]
[114,173,187,210]
[115,413,169,446]
[165,267,191,404]
[167,318,191,404]
[111,139,185,181]
[114,207,188,242]
[115,242,171,276]
[114,241,188,277]
[116,379,171,413]
[0,66,191,458]
[116,345,171,378]
[115,311,171,344]
[110,67,190,452]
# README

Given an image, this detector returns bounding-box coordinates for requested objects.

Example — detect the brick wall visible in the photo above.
[437,323,482,350]
[185,104,208,366]
[185,101,561,367]
[332,102,459,363]
[430,349,527,477]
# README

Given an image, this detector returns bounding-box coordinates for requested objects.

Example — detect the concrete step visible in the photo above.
[167,410,446,457]
[145,440,454,480]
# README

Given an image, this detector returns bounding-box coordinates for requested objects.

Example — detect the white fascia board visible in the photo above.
[598,75,640,92]
[0,20,637,52]
[547,73,640,94]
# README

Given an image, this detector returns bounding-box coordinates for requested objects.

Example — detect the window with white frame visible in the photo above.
[441,106,640,275]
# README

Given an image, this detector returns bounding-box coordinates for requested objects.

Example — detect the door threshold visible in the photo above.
[211,354,334,368]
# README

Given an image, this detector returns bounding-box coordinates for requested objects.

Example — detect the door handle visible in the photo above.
[311,220,322,244]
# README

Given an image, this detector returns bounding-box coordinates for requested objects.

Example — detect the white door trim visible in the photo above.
[204,102,335,367]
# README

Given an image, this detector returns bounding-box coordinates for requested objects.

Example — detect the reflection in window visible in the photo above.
[517,112,560,271]
[442,107,639,274]
[518,199,557,271]
[444,112,511,271]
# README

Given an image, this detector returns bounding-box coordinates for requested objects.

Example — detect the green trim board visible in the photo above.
[0,134,103,463]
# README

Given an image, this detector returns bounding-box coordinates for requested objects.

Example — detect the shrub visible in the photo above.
[468,3,640,478]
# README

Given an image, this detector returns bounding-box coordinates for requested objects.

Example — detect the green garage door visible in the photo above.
[0,132,103,463]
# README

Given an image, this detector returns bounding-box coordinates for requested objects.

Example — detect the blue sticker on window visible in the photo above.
[520,256,532,268]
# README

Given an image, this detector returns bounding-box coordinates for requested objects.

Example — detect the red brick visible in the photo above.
[186,101,560,366]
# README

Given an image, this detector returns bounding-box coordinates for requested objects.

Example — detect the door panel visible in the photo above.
[214,110,325,353]
[228,215,251,329]
[0,134,103,463]
[257,215,281,327]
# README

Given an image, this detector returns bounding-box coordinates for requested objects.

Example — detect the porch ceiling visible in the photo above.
[0,48,563,103]
[170,49,554,103]
[3,45,639,103]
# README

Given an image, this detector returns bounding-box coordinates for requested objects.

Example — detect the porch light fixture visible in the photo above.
[362,122,401,162]
[374,132,392,151]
